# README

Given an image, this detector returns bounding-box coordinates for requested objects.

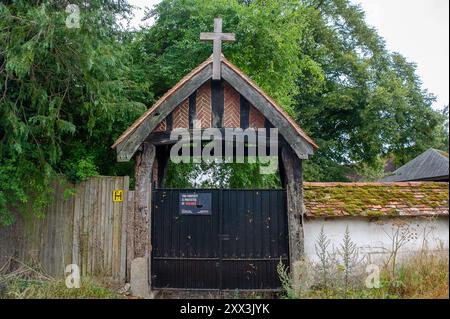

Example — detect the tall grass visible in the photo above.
[0,277,122,299]
[277,228,449,299]
[387,251,449,298]
[0,258,122,299]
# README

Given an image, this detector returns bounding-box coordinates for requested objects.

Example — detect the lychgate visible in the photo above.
[111,18,317,296]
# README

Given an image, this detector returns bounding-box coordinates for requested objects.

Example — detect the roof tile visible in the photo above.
[304,182,449,218]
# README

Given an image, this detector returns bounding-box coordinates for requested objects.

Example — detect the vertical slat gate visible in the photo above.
[152,189,220,289]
[151,188,288,290]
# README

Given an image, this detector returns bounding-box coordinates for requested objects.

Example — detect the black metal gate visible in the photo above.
[151,189,289,290]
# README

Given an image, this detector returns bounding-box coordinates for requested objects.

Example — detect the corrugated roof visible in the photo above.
[304,182,449,218]
[380,148,449,182]
[111,55,318,150]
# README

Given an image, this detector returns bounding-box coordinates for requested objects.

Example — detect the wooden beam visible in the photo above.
[147,128,282,148]
[165,112,173,132]
[240,95,250,129]
[133,142,155,259]
[265,118,274,130]
[200,18,235,80]
[222,63,313,160]
[188,91,197,129]
[116,64,212,162]
[211,80,224,127]
[200,32,235,41]
[280,144,304,276]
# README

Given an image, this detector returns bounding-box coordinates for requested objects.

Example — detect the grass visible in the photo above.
[0,277,123,299]
[390,251,449,298]
[278,250,449,299]
[1,248,447,299]
[0,257,123,299]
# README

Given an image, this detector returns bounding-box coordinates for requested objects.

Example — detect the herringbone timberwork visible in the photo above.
[196,81,212,128]
[249,105,265,128]
[153,119,166,132]
[223,82,240,128]
[172,99,189,128]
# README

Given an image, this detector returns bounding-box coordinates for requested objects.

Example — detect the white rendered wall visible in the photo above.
[303,217,449,263]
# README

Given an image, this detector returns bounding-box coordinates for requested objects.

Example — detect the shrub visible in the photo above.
[278,228,449,299]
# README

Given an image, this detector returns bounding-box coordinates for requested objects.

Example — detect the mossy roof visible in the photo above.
[304,182,449,218]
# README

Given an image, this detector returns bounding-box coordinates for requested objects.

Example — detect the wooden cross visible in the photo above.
[200,18,235,80]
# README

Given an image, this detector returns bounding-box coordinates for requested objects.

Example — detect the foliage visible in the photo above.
[165,158,281,189]
[278,228,449,299]
[296,0,447,180]
[383,221,419,278]
[353,157,385,182]
[1,0,447,222]
[0,0,145,224]
[314,226,334,289]
[65,156,99,182]
[277,260,296,299]
[337,226,365,296]
[388,250,449,298]
[138,0,447,184]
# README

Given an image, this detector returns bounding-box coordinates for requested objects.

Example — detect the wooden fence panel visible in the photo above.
[0,180,75,278]
[0,176,131,284]
[72,176,129,283]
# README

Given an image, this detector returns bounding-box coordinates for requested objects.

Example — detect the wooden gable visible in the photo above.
[152,80,267,132]
[112,56,317,162]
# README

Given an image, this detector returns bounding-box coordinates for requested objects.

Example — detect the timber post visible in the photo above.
[131,142,155,297]
[280,144,305,287]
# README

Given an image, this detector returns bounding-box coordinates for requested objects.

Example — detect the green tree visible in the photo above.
[139,0,305,111]
[0,0,144,224]
[137,0,446,184]
[296,0,447,180]
[1,0,446,224]
[137,0,307,187]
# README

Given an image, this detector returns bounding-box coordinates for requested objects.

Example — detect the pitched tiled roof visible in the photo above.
[221,57,318,149]
[111,55,317,150]
[380,148,449,182]
[304,182,449,218]
[111,57,214,149]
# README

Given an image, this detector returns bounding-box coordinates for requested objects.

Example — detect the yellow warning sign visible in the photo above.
[112,190,124,202]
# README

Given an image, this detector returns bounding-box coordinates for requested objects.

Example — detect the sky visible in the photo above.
[126,0,449,109]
